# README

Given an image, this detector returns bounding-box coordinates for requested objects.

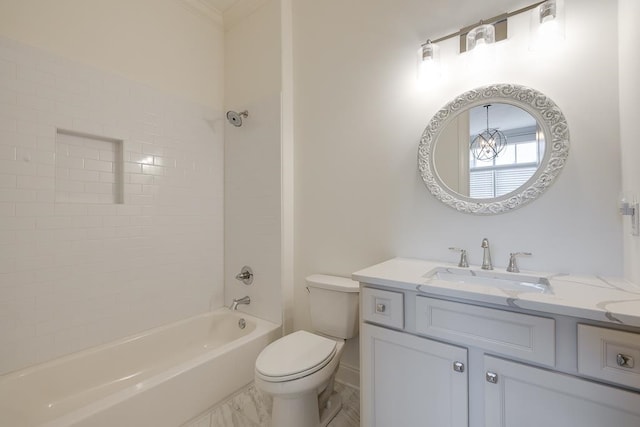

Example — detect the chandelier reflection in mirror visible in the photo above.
[470,105,507,161]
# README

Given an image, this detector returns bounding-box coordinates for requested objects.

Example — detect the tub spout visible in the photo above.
[230,296,251,310]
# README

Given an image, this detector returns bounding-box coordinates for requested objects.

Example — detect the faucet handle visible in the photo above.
[449,247,469,268]
[235,266,254,285]
[506,252,532,273]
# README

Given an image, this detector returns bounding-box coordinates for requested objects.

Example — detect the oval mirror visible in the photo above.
[418,84,569,214]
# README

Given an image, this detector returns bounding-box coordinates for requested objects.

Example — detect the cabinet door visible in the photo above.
[361,323,468,427]
[484,355,640,427]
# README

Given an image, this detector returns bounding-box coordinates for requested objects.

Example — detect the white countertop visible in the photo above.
[352,258,640,328]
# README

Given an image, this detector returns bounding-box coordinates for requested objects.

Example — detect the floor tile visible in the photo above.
[200,381,360,427]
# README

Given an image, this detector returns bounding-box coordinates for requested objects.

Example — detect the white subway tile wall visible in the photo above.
[0,36,224,374]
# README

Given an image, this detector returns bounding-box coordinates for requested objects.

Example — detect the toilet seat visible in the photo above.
[255,331,337,382]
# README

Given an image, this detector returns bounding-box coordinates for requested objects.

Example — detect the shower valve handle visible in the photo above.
[235,266,254,285]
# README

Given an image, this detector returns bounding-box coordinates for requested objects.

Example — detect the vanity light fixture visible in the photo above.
[470,105,507,161]
[417,0,561,80]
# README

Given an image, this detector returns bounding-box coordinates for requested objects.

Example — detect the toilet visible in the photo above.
[254,274,359,427]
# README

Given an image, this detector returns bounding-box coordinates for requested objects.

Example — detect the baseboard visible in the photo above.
[336,362,360,389]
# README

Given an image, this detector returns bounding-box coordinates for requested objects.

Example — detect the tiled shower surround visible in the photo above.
[0,36,224,374]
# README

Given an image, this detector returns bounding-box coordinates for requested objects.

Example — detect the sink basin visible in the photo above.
[424,267,552,294]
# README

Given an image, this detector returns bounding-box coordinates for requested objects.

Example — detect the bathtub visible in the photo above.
[0,309,281,427]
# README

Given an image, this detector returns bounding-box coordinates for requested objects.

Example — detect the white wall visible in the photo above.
[224,0,283,325]
[293,0,623,372]
[0,4,225,374]
[619,0,640,283]
[0,0,223,109]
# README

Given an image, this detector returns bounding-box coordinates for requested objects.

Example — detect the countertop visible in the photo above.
[352,258,640,328]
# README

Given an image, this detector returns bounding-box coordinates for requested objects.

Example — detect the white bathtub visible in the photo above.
[0,309,281,427]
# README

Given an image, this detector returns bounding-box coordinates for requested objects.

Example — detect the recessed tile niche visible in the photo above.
[55,129,124,204]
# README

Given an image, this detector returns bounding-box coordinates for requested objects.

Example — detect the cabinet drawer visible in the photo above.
[415,296,555,366]
[578,324,640,389]
[361,287,404,329]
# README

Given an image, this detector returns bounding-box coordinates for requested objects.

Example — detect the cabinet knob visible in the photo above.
[453,361,465,373]
[376,303,386,313]
[617,353,635,368]
[486,371,498,384]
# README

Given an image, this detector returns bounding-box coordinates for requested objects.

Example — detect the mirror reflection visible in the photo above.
[433,103,545,199]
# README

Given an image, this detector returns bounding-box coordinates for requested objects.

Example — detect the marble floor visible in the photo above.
[184,381,359,427]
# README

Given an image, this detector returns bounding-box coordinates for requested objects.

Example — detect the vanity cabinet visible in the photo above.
[484,355,640,426]
[360,285,640,427]
[360,322,468,427]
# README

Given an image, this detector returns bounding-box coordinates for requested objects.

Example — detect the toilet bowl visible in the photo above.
[254,275,359,427]
[255,331,344,427]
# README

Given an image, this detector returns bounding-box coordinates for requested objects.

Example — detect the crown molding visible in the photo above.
[181,0,224,26]
[180,0,271,29]
[223,0,270,30]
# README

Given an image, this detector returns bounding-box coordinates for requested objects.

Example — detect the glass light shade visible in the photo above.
[539,0,557,23]
[466,23,496,52]
[530,0,565,51]
[417,41,441,81]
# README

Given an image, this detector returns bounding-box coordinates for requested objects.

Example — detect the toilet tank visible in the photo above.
[306,274,360,339]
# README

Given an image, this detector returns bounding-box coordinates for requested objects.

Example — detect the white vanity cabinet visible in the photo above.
[360,322,468,427]
[484,355,640,427]
[360,285,640,427]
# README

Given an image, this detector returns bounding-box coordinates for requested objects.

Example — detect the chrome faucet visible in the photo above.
[481,238,493,270]
[230,296,251,310]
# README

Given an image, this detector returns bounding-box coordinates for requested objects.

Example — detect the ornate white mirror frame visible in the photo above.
[418,83,570,215]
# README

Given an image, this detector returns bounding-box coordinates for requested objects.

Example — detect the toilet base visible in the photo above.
[319,392,342,427]
[271,391,318,427]
[270,390,342,427]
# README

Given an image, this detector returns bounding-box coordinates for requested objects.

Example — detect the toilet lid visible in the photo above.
[255,331,337,381]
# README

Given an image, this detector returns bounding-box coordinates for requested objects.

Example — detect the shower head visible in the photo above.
[226,110,249,127]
